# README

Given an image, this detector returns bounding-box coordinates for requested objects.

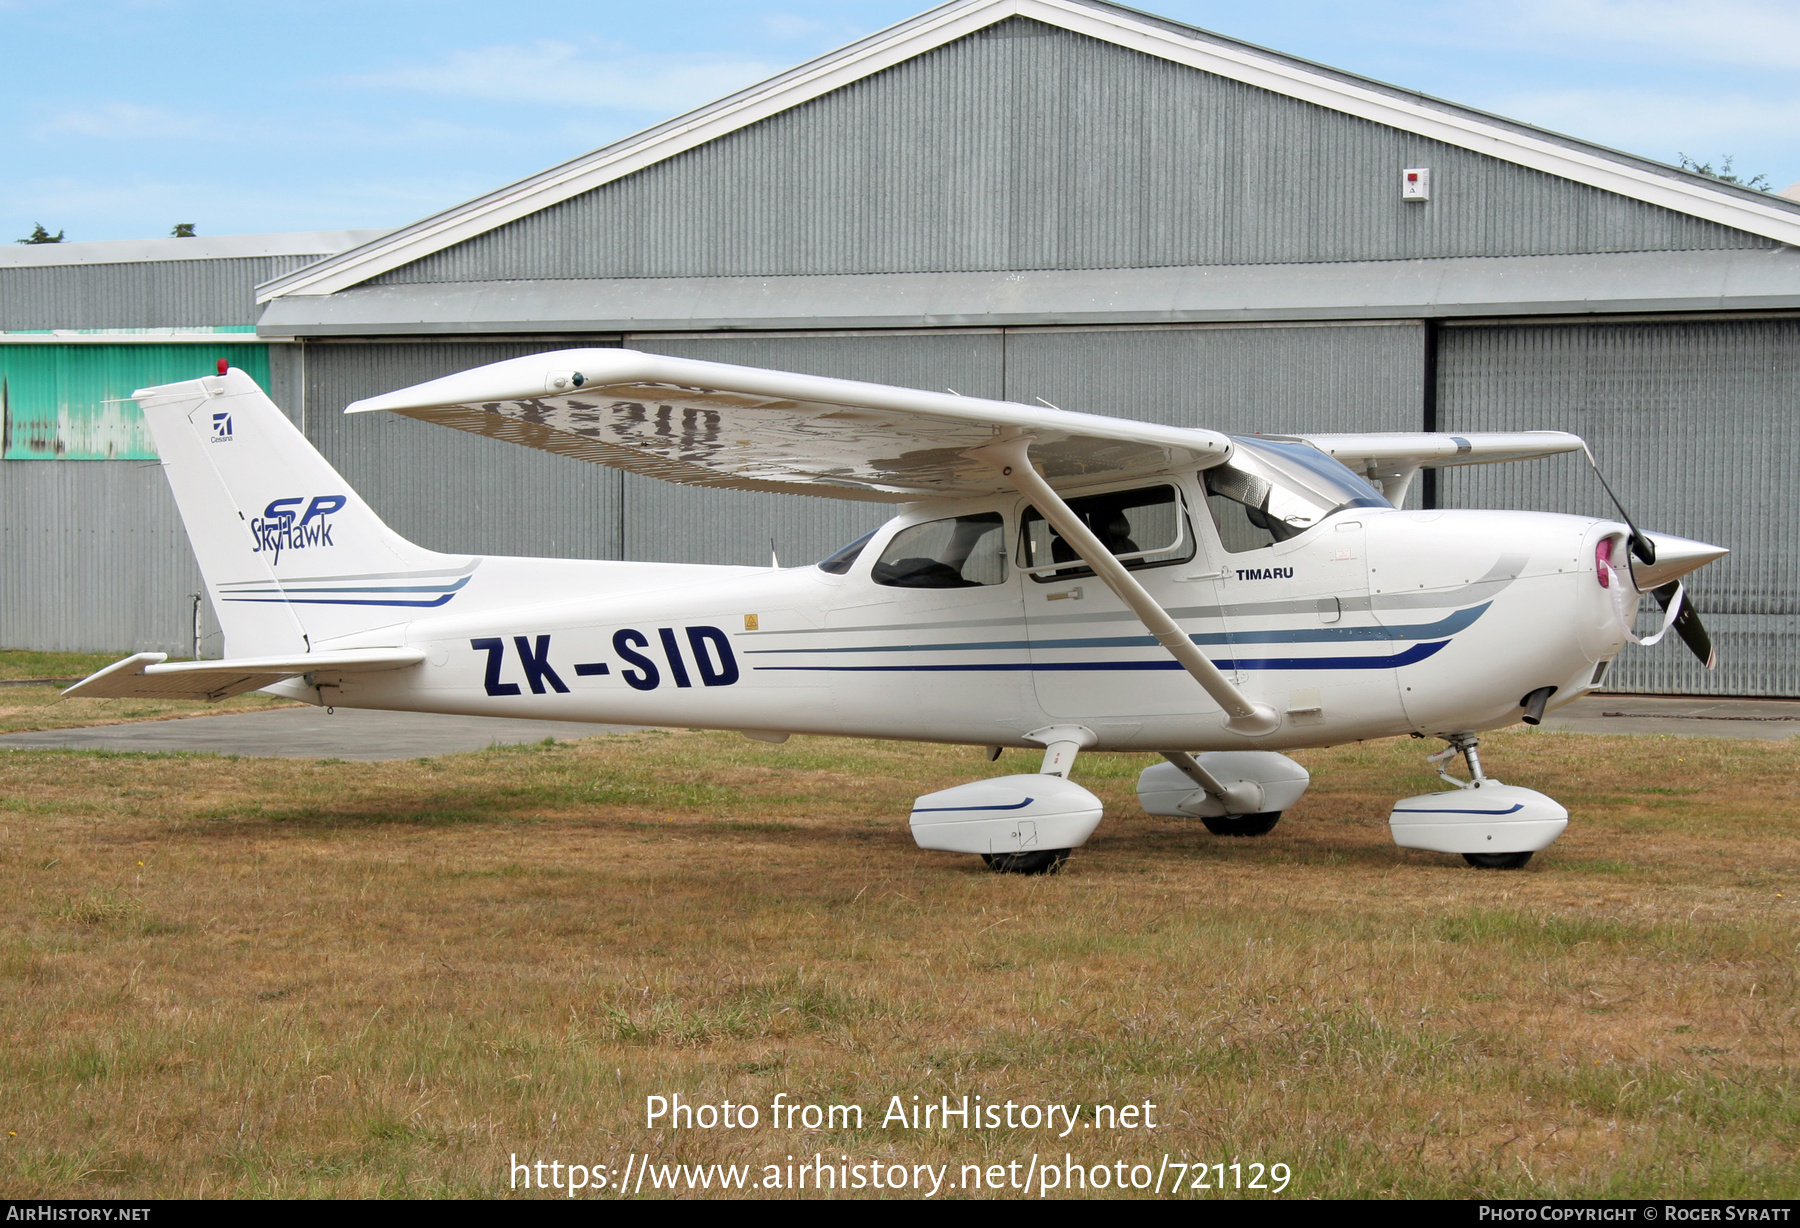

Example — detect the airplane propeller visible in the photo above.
[1582,444,1720,671]
[1648,582,1718,671]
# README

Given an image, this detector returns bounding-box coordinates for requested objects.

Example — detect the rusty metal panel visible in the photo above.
[0,343,270,459]
[1437,317,1800,697]
[372,18,1768,287]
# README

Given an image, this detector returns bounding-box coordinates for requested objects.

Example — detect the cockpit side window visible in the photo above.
[871,513,1007,588]
[1205,437,1389,554]
[1018,484,1194,583]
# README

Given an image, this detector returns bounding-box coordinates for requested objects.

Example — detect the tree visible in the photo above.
[170,223,196,238]
[1678,154,1772,192]
[15,223,64,244]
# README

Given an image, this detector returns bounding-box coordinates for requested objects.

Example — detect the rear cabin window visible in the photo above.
[871,513,1008,588]
[1018,484,1193,583]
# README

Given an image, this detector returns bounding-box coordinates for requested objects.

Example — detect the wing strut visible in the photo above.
[968,435,1280,736]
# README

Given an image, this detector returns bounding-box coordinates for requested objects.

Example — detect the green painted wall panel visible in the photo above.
[0,344,269,460]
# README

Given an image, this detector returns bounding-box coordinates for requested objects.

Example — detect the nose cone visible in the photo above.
[1630,532,1728,591]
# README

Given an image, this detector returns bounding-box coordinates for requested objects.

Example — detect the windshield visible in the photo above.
[818,529,877,575]
[1205,437,1389,552]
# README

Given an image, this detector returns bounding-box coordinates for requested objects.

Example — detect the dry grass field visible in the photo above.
[0,721,1795,1199]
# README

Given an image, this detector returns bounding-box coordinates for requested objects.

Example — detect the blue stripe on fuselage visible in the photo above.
[745,603,1489,656]
[756,640,1450,673]
[220,593,460,608]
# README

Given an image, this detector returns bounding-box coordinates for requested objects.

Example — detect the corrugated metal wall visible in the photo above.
[1002,322,1425,434]
[1437,317,1800,696]
[0,256,325,329]
[298,341,626,560]
[372,18,1768,287]
[0,459,219,655]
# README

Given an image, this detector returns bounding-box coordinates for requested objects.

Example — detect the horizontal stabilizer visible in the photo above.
[1298,431,1584,469]
[1293,431,1584,504]
[63,648,426,703]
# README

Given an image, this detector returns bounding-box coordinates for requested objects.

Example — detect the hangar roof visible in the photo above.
[254,247,1800,336]
[3,230,388,269]
[1,230,392,332]
[256,0,1800,331]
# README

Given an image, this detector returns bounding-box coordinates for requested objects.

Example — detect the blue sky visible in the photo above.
[5,0,1799,243]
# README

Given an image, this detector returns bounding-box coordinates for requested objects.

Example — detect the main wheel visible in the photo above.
[1201,812,1281,837]
[981,848,1071,875]
[1463,851,1533,869]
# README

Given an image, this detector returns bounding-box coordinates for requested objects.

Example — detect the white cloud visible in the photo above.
[761,13,826,40]
[38,103,214,140]
[1490,87,1800,159]
[32,103,520,152]
[348,39,784,113]
[1456,0,1800,70]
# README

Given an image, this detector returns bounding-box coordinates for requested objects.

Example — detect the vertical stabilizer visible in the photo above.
[134,367,467,657]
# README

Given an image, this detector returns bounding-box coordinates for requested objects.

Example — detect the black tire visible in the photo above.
[981,848,1071,875]
[1463,851,1533,869]
[1200,812,1281,837]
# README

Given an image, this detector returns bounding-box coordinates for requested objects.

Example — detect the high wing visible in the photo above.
[65,649,426,702]
[1294,431,1586,505]
[345,349,1231,502]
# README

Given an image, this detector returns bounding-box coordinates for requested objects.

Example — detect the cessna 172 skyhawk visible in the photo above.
[68,350,1726,873]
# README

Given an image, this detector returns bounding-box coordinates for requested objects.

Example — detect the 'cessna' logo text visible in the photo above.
[251,495,346,562]
[1235,567,1294,580]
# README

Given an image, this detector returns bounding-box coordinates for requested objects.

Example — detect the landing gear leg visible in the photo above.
[1427,733,1487,788]
[973,726,1091,874]
[1418,733,1537,869]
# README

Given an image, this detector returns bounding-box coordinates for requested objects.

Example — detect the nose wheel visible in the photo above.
[981,849,1071,875]
[1388,733,1569,868]
[1463,850,1533,869]
[1436,736,1531,865]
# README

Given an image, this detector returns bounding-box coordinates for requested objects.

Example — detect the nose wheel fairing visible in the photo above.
[1388,734,1568,863]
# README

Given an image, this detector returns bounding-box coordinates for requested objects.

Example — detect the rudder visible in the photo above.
[134,367,466,657]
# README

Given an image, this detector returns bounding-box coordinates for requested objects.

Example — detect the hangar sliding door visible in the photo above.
[999,321,1427,441]
[1436,318,1800,698]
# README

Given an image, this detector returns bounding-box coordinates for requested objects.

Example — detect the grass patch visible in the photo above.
[0,681,298,736]
[0,648,126,680]
[0,727,1793,1197]
[49,890,142,927]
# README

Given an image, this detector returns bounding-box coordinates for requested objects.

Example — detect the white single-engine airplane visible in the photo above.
[69,351,1726,873]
